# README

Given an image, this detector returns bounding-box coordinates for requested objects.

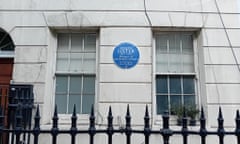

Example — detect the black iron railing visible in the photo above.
[0,104,240,144]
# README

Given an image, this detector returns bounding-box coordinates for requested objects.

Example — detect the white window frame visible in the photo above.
[152,30,202,125]
[43,30,99,124]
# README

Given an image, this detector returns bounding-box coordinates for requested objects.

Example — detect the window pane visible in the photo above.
[156,54,168,72]
[55,94,67,113]
[169,34,180,53]
[156,76,167,93]
[183,54,194,73]
[156,34,168,52]
[183,76,195,94]
[56,53,68,71]
[169,54,181,73]
[83,76,95,94]
[56,76,68,93]
[68,94,81,114]
[184,95,195,105]
[170,76,181,94]
[58,34,69,51]
[70,53,83,72]
[182,35,193,53]
[156,95,168,114]
[83,53,96,73]
[70,76,82,93]
[82,95,94,114]
[170,95,181,108]
[71,34,83,51]
[84,34,96,51]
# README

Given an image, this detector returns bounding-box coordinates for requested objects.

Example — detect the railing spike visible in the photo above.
[71,104,77,129]
[145,105,149,117]
[34,105,40,129]
[72,104,76,117]
[218,107,223,119]
[125,104,131,144]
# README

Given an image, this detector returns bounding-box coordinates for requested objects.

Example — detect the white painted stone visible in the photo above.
[148,12,172,26]
[204,47,237,64]
[207,105,240,127]
[11,27,47,46]
[99,83,151,102]
[97,103,151,125]
[202,29,228,47]
[0,0,69,10]
[234,48,240,63]
[13,63,46,83]
[217,0,239,13]
[185,13,203,27]
[70,0,143,10]
[100,28,152,46]
[205,65,240,83]
[147,0,199,12]
[203,14,223,28]
[100,46,151,64]
[222,14,240,28]
[15,46,47,63]
[33,83,45,103]
[44,12,67,27]
[147,0,218,12]
[0,12,46,33]
[226,29,240,47]
[206,84,240,104]
[99,64,151,83]
[66,12,149,27]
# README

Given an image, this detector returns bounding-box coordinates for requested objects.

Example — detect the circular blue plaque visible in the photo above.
[113,42,140,69]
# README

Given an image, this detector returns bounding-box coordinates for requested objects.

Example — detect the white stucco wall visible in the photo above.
[1,0,240,143]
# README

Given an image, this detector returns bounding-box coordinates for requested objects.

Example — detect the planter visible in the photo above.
[189,119,196,126]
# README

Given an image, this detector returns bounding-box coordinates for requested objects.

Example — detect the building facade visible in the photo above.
[0,0,240,143]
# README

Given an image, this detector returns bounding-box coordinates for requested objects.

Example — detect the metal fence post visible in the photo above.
[144,106,150,144]
[107,106,114,144]
[33,105,40,144]
[199,107,207,144]
[51,105,59,144]
[125,105,132,144]
[89,105,96,144]
[217,107,225,144]
[161,111,172,144]
[70,105,77,144]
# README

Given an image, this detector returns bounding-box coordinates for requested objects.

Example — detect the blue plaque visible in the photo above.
[113,42,140,69]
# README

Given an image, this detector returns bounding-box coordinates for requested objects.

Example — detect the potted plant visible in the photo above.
[186,105,199,126]
[171,105,184,126]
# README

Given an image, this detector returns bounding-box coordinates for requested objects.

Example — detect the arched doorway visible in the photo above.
[0,28,15,142]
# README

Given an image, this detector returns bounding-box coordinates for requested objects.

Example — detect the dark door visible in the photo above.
[0,58,13,143]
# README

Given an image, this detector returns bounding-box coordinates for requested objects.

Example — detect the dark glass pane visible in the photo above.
[170,95,181,108]
[83,76,95,94]
[183,76,195,94]
[156,95,168,114]
[82,95,94,114]
[184,95,195,106]
[156,76,168,93]
[71,33,83,51]
[57,34,69,51]
[56,76,68,93]
[182,34,193,53]
[68,94,81,114]
[69,76,82,93]
[84,34,96,51]
[169,34,180,53]
[0,30,15,51]
[156,34,168,52]
[55,94,67,114]
[170,76,181,94]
